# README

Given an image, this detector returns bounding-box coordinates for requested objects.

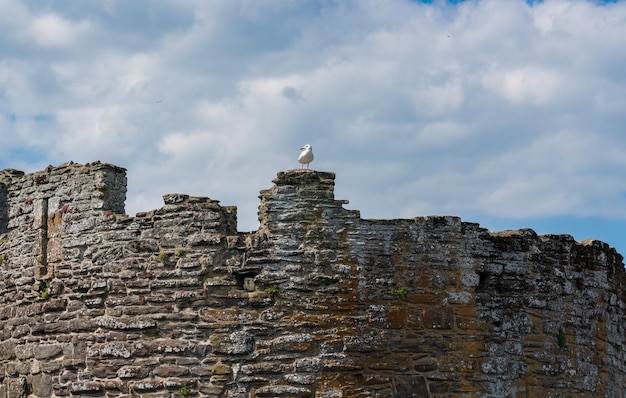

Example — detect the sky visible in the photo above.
[1,0,625,258]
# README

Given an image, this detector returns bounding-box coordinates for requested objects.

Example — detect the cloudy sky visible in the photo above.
[1,0,625,257]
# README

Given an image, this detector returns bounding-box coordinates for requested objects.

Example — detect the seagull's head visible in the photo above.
[300,144,312,151]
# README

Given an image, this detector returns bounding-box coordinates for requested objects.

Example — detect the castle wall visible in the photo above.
[0,162,624,397]
[475,230,626,397]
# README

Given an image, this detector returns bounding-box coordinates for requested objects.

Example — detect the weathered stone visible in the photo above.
[117,365,150,379]
[33,344,62,360]
[100,342,132,358]
[210,331,255,355]
[283,373,317,385]
[0,341,15,360]
[414,356,439,372]
[69,381,103,393]
[241,361,286,375]
[254,384,312,397]
[0,162,624,398]
[153,364,189,377]
[97,316,157,330]
[294,357,322,373]
[28,373,53,397]
[212,362,232,375]
[129,379,163,392]
[272,333,314,353]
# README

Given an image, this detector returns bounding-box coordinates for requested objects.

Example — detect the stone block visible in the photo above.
[212,362,233,375]
[0,341,15,360]
[414,357,439,372]
[272,334,314,353]
[210,331,255,355]
[97,316,157,330]
[100,342,132,358]
[254,384,312,397]
[283,373,316,385]
[241,361,286,375]
[249,290,273,306]
[69,381,104,394]
[117,365,150,379]
[33,344,62,360]
[154,364,189,377]
[294,357,322,373]
[129,379,163,392]
[343,333,385,352]
[28,373,53,397]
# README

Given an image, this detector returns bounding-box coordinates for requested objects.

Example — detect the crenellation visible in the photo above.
[0,162,624,397]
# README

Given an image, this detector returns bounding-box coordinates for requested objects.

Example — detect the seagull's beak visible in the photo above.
[300,146,305,150]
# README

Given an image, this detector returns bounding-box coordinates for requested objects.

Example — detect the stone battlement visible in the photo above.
[0,162,624,397]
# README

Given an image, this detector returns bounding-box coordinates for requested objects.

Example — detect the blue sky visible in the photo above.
[1,0,625,258]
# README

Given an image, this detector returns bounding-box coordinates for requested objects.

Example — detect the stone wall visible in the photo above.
[0,162,624,397]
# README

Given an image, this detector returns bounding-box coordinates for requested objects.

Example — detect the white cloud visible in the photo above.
[483,66,563,105]
[395,130,626,220]
[1,0,625,242]
[27,13,92,48]
[54,106,129,158]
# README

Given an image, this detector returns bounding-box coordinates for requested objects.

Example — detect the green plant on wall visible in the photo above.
[40,281,50,300]
[178,384,191,396]
[175,248,185,257]
[386,287,408,299]
[157,252,169,261]
[264,285,280,296]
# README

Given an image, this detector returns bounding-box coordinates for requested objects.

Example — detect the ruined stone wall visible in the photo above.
[0,162,624,398]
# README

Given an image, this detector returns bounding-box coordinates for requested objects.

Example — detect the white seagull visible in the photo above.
[298,144,314,169]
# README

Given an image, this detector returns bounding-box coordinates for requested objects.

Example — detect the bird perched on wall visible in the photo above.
[298,144,314,169]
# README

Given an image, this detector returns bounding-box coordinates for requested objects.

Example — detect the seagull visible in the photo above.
[298,144,314,169]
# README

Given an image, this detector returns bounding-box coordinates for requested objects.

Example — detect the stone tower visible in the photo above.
[0,162,624,397]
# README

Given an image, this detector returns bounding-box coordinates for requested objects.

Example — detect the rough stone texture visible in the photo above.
[0,161,624,397]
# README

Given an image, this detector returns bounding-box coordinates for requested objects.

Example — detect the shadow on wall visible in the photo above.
[0,183,7,234]
[0,169,25,234]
